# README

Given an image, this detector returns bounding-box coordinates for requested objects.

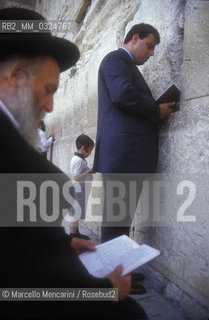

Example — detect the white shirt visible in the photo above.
[37,128,53,152]
[70,155,89,179]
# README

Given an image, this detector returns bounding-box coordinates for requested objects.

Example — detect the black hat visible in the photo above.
[0,7,80,72]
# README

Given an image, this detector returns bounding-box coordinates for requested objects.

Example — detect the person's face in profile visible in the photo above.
[10,56,60,146]
[82,145,94,158]
[132,33,156,65]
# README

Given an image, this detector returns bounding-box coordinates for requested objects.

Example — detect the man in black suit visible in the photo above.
[0,8,147,320]
[94,24,175,293]
[94,24,174,241]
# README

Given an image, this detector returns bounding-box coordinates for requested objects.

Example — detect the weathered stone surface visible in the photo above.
[74,0,91,23]
[182,0,209,100]
[0,0,35,9]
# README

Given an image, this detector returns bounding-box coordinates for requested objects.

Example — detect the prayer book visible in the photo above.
[156,84,180,113]
[79,235,160,278]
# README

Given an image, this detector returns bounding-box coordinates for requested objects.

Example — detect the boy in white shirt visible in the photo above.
[63,134,95,239]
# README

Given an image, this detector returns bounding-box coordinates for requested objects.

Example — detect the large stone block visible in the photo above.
[182,0,209,100]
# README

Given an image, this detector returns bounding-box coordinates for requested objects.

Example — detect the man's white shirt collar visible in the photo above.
[0,99,20,131]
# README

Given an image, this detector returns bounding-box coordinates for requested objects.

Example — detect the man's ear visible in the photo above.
[132,33,139,45]
[81,145,87,153]
[8,61,28,88]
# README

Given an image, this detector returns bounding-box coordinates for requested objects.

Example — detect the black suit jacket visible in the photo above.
[94,48,160,173]
[0,110,111,318]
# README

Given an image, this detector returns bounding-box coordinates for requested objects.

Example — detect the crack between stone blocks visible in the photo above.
[185,94,209,101]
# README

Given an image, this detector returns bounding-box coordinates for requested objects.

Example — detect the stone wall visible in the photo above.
[132,2,209,319]
[3,0,208,319]
[0,0,35,9]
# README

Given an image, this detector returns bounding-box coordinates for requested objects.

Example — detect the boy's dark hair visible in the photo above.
[76,134,94,152]
[124,23,160,44]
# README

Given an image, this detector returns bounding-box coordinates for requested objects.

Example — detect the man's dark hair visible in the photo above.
[76,134,94,152]
[124,23,160,44]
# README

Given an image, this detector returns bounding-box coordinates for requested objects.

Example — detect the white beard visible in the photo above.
[5,85,46,148]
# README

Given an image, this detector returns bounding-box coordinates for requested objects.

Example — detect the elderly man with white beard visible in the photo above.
[0,56,56,147]
[0,7,148,320]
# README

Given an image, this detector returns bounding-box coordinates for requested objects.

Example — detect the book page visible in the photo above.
[79,235,160,278]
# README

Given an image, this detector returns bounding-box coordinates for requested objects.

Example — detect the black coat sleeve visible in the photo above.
[0,227,112,289]
[100,52,160,123]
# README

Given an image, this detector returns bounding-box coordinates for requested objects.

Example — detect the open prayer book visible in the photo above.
[79,235,160,278]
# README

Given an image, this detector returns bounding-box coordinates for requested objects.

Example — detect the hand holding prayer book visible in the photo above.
[156,84,180,113]
[79,235,160,278]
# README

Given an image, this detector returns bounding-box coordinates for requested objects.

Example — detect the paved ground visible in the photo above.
[79,221,187,320]
[129,279,186,320]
